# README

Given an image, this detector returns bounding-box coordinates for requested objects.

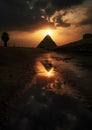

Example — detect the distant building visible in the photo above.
[83,33,92,39]
[37,35,57,50]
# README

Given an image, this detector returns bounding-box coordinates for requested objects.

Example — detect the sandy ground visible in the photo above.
[0,47,92,130]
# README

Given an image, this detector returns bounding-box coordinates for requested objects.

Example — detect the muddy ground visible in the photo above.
[0,47,92,130]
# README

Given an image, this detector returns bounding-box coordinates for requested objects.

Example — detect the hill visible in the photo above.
[55,38,92,53]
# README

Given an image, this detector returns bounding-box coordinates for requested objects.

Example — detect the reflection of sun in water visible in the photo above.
[36,61,54,77]
[45,29,52,35]
[47,71,51,76]
[47,68,54,77]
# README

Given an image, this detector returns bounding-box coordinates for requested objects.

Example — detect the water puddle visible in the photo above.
[1,52,92,130]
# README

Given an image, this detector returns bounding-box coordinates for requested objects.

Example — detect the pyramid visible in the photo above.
[37,35,57,50]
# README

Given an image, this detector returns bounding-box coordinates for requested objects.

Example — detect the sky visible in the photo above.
[0,0,92,47]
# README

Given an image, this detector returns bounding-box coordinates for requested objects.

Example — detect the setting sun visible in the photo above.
[45,29,52,35]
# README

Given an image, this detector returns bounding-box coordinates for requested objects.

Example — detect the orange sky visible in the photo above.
[7,24,91,47]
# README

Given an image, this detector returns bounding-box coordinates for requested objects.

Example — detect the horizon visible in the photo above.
[0,31,90,48]
[0,0,92,47]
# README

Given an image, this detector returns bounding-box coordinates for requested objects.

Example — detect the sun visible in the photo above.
[45,29,52,35]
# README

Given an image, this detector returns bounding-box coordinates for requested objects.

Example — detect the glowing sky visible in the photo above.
[0,0,92,47]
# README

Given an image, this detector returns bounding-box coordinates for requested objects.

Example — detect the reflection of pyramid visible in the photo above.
[37,35,57,50]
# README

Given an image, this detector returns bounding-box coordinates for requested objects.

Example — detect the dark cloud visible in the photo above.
[52,0,86,10]
[52,12,71,27]
[0,0,86,31]
[31,0,86,17]
[56,17,70,27]
[81,18,92,25]
[0,0,31,30]
[80,5,92,25]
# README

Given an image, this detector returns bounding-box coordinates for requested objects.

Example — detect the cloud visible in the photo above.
[80,5,92,25]
[52,3,92,28]
[0,0,87,31]
[31,0,86,16]
[55,15,71,27]
[59,7,87,26]
[51,11,71,27]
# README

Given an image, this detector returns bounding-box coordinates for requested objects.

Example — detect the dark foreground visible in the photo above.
[0,47,92,130]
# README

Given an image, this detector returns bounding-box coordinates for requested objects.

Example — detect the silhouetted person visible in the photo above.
[1,32,9,47]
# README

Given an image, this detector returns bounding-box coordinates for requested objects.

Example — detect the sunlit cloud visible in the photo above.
[62,7,87,25]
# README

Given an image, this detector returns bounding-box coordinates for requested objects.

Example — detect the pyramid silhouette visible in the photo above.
[37,35,57,50]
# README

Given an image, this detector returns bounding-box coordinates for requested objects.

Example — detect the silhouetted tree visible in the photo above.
[1,32,9,47]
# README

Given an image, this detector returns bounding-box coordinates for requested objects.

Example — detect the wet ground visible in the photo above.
[1,52,92,130]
